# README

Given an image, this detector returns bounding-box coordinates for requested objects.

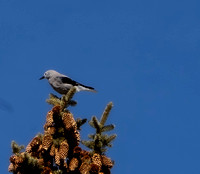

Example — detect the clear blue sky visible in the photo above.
[1,0,200,173]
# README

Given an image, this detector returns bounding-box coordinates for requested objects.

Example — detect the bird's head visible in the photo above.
[39,70,58,80]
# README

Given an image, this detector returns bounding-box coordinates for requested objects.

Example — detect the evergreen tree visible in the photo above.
[8,88,116,174]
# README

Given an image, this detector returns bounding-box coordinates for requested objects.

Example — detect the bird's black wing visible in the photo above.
[60,76,78,86]
[60,76,95,90]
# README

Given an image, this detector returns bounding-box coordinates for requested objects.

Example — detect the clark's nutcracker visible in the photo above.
[39,70,96,94]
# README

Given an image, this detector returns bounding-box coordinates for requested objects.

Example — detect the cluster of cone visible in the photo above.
[8,88,116,174]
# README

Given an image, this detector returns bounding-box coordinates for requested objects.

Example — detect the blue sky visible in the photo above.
[1,0,200,173]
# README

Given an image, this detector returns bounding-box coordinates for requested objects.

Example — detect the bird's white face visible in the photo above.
[43,70,58,79]
[43,71,52,79]
[43,71,49,79]
[39,70,57,80]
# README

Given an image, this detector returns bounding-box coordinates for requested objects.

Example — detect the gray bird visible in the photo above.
[39,70,96,94]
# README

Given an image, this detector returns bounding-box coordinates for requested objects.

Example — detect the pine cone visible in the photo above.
[79,162,91,174]
[37,158,44,166]
[90,163,100,174]
[55,147,60,166]
[92,153,102,169]
[14,155,24,164]
[59,140,69,159]
[69,157,79,171]
[80,153,91,164]
[44,110,54,130]
[9,155,24,173]
[101,155,113,168]
[73,146,82,156]
[45,127,56,135]
[42,133,53,151]
[9,155,16,163]
[26,136,41,153]
[80,150,90,158]
[37,144,43,154]
[62,112,77,130]
[49,144,55,157]
[52,105,61,113]
[10,155,23,164]
[8,163,14,172]
[72,130,81,145]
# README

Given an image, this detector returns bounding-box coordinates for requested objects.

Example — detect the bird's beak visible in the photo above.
[39,76,45,80]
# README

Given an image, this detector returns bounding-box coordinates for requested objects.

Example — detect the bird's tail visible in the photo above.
[75,85,97,93]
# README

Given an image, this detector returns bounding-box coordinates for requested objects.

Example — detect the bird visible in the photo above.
[39,70,97,94]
